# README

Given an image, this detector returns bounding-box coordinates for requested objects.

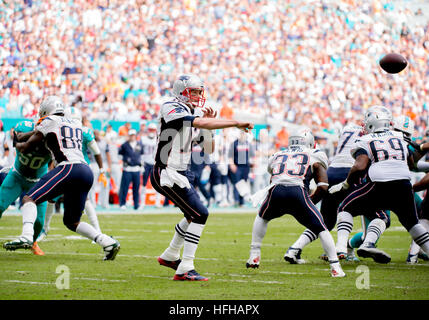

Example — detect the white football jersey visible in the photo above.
[154,98,202,171]
[36,115,86,166]
[330,124,363,168]
[141,135,157,165]
[351,129,411,182]
[268,146,328,189]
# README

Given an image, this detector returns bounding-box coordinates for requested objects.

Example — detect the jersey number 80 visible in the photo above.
[61,126,83,150]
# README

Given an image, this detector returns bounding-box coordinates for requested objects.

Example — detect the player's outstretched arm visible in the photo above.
[193,118,254,132]
[15,131,44,153]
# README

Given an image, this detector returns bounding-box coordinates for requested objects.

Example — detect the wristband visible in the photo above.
[343,181,350,189]
[317,182,329,187]
[99,168,106,174]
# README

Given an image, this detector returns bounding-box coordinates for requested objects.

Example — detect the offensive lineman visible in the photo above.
[246,128,346,277]
[152,74,253,281]
[329,106,429,262]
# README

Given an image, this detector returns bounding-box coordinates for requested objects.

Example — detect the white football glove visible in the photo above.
[328,181,349,194]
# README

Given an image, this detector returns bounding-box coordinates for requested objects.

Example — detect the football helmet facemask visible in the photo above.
[172,74,206,108]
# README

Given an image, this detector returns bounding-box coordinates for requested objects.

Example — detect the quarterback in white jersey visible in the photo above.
[5,96,120,261]
[330,106,429,263]
[151,74,253,281]
[246,128,346,277]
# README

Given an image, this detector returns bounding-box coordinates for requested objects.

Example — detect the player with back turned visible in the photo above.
[3,96,120,261]
[329,106,429,262]
[246,128,346,277]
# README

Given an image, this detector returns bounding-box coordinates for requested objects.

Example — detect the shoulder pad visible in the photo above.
[311,148,329,169]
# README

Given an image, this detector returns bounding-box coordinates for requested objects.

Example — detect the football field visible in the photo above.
[0,209,428,300]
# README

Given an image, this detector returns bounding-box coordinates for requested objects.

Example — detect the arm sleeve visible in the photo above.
[88,140,101,156]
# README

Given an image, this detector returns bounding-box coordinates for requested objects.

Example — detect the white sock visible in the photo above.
[409,240,421,256]
[160,218,190,261]
[409,224,429,255]
[319,230,338,262]
[76,222,114,248]
[363,218,386,245]
[420,219,429,232]
[250,215,268,253]
[44,201,55,233]
[176,222,205,274]
[21,202,37,241]
[336,211,354,253]
[85,200,101,233]
[291,229,318,250]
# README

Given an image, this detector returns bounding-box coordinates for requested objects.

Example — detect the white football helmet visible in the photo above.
[38,95,65,118]
[393,115,414,137]
[364,106,392,133]
[288,128,315,149]
[65,107,82,122]
[172,74,206,108]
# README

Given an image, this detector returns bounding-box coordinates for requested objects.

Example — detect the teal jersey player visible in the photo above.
[82,126,95,164]
[0,120,51,244]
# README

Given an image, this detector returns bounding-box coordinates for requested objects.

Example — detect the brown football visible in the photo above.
[379,53,408,74]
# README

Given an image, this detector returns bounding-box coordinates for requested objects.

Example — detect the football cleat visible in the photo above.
[3,237,33,251]
[246,255,260,269]
[103,238,120,261]
[346,252,360,262]
[418,251,429,261]
[337,252,347,260]
[157,257,181,270]
[330,264,346,278]
[406,253,418,264]
[319,253,328,261]
[31,242,45,256]
[284,247,305,264]
[357,242,391,264]
[173,269,208,281]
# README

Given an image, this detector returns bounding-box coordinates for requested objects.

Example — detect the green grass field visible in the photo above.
[0,209,428,300]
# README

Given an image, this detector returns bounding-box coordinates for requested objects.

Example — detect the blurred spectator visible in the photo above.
[118,122,131,137]
[275,125,289,149]
[0,0,427,140]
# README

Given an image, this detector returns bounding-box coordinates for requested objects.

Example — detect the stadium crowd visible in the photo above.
[1,0,429,209]
[1,0,428,135]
